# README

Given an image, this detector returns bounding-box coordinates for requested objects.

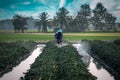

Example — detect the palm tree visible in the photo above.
[35,12,49,33]
[12,14,28,33]
[56,7,69,31]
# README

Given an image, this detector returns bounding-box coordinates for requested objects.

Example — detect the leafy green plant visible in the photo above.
[22,41,96,80]
[0,41,36,77]
[90,40,120,76]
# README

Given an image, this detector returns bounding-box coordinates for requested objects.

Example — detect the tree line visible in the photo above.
[12,3,119,33]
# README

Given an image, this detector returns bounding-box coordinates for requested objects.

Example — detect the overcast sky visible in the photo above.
[0,0,120,22]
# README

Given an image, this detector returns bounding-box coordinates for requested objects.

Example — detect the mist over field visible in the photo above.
[0,0,120,32]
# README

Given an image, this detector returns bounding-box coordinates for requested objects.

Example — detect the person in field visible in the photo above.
[55,27,63,45]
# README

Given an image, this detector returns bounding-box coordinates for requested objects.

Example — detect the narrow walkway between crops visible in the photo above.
[0,42,115,80]
[56,43,68,48]
[73,41,115,80]
[0,44,45,80]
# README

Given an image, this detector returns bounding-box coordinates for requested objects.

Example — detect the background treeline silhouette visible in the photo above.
[12,3,120,33]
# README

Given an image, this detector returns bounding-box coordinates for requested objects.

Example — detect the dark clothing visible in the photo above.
[55,32,63,44]
[57,32,62,39]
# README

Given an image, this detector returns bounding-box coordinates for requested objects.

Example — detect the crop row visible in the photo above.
[21,41,96,80]
[89,40,120,79]
[0,41,36,77]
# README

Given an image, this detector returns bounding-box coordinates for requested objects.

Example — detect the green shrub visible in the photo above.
[90,40,120,75]
[22,41,96,80]
[114,39,120,46]
[0,41,36,77]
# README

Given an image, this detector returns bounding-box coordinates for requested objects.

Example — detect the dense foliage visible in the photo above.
[35,12,49,33]
[11,2,119,33]
[89,40,120,77]
[22,41,96,80]
[74,4,91,32]
[92,3,116,31]
[55,3,117,32]
[0,41,36,77]
[12,14,28,33]
[56,7,69,31]
[114,39,120,46]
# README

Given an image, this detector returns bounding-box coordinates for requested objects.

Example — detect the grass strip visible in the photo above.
[0,33,120,41]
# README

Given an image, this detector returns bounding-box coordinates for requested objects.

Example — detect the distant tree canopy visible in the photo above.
[76,4,91,31]
[56,7,69,31]
[67,3,117,32]
[12,3,118,33]
[12,14,28,33]
[35,12,49,33]
[103,12,116,31]
[92,3,116,31]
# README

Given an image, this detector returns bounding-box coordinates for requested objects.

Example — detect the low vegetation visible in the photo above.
[0,33,120,41]
[21,41,96,80]
[0,41,36,77]
[89,40,120,79]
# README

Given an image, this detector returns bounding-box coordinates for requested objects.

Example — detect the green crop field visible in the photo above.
[0,33,120,41]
